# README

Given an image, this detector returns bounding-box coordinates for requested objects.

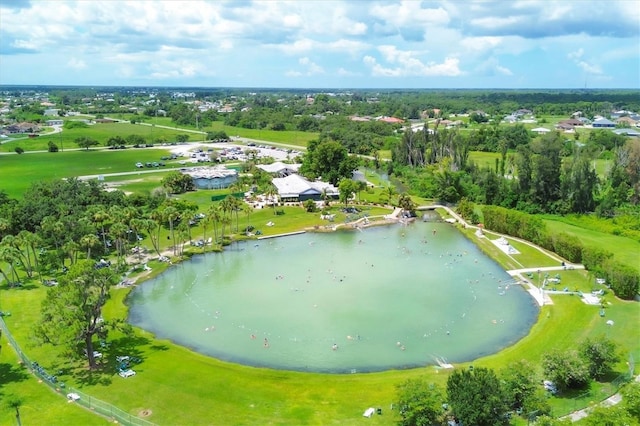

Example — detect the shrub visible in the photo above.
[14,147,24,154]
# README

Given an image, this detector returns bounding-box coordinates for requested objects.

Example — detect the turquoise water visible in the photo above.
[128,221,539,373]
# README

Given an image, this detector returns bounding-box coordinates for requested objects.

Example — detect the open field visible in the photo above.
[0,122,197,153]
[544,218,640,273]
[0,149,177,198]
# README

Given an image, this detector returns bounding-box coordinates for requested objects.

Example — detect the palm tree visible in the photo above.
[88,207,111,249]
[7,396,23,426]
[207,203,222,246]
[176,221,190,256]
[80,234,100,260]
[219,198,233,241]
[20,230,43,279]
[242,203,253,232]
[0,217,10,239]
[3,234,32,278]
[265,185,278,215]
[62,240,80,265]
[0,247,15,286]
[163,206,180,256]
[40,216,65,253]
[142,217,162,256]
[129,218,145,262]
[0,239,22,285]
[386,185,397,206]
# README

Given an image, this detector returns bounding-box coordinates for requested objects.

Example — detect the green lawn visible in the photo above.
[1,210,638,425]
[0,149,176,198]
[543,218,640,273]
[0,123,198,153]
[143,117,318,148]
[468,151,501,169]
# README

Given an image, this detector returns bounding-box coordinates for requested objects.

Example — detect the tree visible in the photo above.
[583,405,636,426]
[106,135,126,148]
[163,206,180,256]
[501,360,551,416]
[303,199,317,212]
[621,380,640,419]
[300,140,359,185]
[446,367,510,426]
[36,260,120,369]
[74,136,99,150]
[6,395,23,426]
[542,349,590,391]
[79,233,100,260]
[338,179,358,207]
[398,193,416,216]
[578,336,619,380]
[531,415,572,425]
[531,133,563,211]
[161,171,195,194]
[396,378,445,426]
[126,134,146,147]
[47,140,59,152]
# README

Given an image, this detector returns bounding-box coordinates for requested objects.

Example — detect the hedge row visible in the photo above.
[481,206,639,300]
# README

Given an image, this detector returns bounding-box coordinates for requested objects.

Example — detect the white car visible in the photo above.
[135,162,144,168]
[119,369,136,378]
[85,350,102,359]
[543,380,558,394]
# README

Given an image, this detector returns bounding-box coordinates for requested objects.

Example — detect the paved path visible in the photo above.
[561,375,639,422]
[420,205,586,307]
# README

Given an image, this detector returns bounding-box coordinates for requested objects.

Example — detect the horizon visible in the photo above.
[2,84,639,92]
[1,1,638,89]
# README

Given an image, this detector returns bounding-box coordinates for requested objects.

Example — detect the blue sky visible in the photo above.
[1,0,639,88]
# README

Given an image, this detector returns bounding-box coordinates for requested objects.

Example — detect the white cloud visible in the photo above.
[299,57,324,75]
[364,46,462,77]
[67,57,87,70]
[370,1,450,28]
[568,48,603,75]
[0,0,637,88]
[337,67,359,77]
[476,57,513,76]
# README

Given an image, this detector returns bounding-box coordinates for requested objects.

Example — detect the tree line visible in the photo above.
[396,335,637,426]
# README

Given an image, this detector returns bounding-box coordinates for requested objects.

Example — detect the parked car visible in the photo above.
[119,369,136,378]
[135,162,144,168]
[543,380,558,394]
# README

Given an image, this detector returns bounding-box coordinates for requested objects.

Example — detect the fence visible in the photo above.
[0,316,156,426]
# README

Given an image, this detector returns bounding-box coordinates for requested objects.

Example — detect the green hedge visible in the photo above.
[481,205,639,300]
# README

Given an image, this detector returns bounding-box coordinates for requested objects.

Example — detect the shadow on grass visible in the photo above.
[149,344,169,352]
[0,362,30,397]
[0,282,39,291]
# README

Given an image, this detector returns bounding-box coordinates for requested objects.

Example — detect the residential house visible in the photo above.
[592,118,616,128]
[616,116,638,127]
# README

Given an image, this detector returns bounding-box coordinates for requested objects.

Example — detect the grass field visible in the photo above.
[0,122,197,153]
[1,204,638,425]
[0,149,177,198]
[543,218,640,273]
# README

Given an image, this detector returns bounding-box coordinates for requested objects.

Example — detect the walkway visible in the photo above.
[420,204,585,306]
[561,375,640,422]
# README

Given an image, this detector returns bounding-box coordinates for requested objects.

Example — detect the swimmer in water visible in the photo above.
[332,343,338,351]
